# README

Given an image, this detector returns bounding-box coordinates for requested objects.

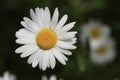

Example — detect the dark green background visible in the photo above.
[0,0,120,80]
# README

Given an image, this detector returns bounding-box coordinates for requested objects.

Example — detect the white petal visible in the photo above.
[58,32,77,40]
[55,47,68,61]
[21,21,36,33]
[52,48,66,65]
[35,7,44,28]
[20,44,39,58]
[59,22,76,32]
[40,8,48,27]
[23,17,40,32]
[30,9,37,23]
[39,50,44,69]
[55,15,68,32]
[62,55,68,61]
[56,46,72,55]
[32,50,43,68]
[27,53,37,64]
[46,50,51,68]
[59,52,68,61]
[51,8,59,30]
[42,51,49,71]
[15,45,30,53]
[45,7,51,28]
[35,8,46,27]
[30,9,43,28]
[15,28,36,39]
[57,40,76,50]
[48,50,56,69]
[63,38,77,44]
[16,38,35,44]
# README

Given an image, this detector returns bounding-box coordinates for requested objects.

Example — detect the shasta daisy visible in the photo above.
[90,38,116,65]
[15,7,77,71]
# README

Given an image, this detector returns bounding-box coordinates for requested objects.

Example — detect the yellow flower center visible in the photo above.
[36,28,57,50]
[90,27,101,39]
[96,45,107,55]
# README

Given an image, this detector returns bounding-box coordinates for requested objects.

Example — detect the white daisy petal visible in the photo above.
[20,44,39,58]
[55,15,68,32]
[30,9,43,28]
[45,7,51,28]
[56,46,72,55]
[23,17,40,32]
[48,50,56,69]
[54,47,68,61]
[15,45,30,54]
[59,22,76,32]
[27,53,37,64]
[15,28,36,38]
[35,7,44,28]
[20,21,36,33]
[42,51,49,71]
[16,38,35,44]
[30,9,37,24]
[40,8,46,27]
[52,48,66,65]
[39,51,44,69]
[51,8,59,30]
[57,40,76,50]
[32,50,43,68]
[63,38,77,44]
[60,53,68,61]
[45,50,51,68]
[58,32,77,40]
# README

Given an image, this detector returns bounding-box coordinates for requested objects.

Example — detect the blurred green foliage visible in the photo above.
[0,0,120,80]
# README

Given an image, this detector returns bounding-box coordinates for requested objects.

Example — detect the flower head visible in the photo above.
[15,7,77,71]
[80,20,110,48]
[90,38,116,65]
[0,71,16,80]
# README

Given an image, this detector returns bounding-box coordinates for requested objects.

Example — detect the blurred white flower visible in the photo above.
[15,7,77,71]
[0,71,16,80]
[80,20,110,48]
[90,38,116,65]
[41,75,63,80]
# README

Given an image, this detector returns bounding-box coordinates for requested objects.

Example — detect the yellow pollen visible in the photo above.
[36,28,57,50]
[96,45,107,55]
[90,27,100,39]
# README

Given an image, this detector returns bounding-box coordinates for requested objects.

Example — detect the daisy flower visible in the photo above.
[15,7,77,71]
[90,38,116,65]
[80,20,110,48]
[0,71,16,80]
[41,75,63,80]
